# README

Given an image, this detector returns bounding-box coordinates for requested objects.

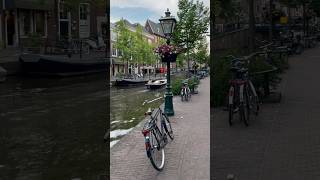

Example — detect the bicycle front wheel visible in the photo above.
[162,113,174,140]
[149,130,165,171]
[241,91,250,127]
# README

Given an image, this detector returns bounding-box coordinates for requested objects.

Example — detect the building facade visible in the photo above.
[0,0,106,50]
[110,19,164,79]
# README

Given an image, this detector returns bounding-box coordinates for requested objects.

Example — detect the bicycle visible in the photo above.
[228,57,260,126]
[142,107,174,171]
[181,82,191,101]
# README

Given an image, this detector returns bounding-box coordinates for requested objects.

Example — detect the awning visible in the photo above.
[5,0,54,11]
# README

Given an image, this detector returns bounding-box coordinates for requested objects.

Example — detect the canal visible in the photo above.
[0,72,180,179]
[110,86,164,148]
[0,74,107,180]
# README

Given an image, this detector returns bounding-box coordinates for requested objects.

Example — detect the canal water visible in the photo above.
[0,74,107,180]
[110,85,164,148]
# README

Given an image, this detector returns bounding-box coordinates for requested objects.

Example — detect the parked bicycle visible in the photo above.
[228,57,260,126]
[142,107,174,171]
[181,81,191,101]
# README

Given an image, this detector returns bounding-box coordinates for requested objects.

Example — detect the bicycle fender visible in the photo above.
[239,84,244,102]
[248,81,258,97]
[228,86,234,105]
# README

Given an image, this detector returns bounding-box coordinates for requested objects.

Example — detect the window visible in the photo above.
[112,44,117,57]
[59,0,69,39]
[111,31,117,41]
[59,0,68,20]
[19,10,31,36]
[35,11,45,36]
[79,3,89,20]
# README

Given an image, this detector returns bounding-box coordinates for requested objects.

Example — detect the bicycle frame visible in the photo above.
[229,80,247,105]
[142,109,167,158]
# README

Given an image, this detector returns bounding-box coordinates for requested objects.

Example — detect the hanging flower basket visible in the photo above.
[161,53,177,62]
[155,44,181,63]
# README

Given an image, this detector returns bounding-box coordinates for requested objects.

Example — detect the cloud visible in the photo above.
[110,7,158,24]
[111,0,209,18]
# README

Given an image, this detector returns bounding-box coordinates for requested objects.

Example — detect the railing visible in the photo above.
[20,38,106,59]
[213,28,249,51]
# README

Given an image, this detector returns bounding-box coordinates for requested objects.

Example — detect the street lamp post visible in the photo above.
[159,8,177,116]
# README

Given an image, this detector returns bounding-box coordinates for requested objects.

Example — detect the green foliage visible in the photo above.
[171,76,200,96]
[173,0,209,68]
[212,57,232,107]
[193,36,209,66]
[114,20,135,71]
[188,76,200,90]
[211,53,284,107]
[171,77,185,95]
[115,20,157,74]
[216,0,241,21]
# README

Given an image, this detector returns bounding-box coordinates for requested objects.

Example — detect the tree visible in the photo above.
[132,25,145,74]
[194,36,209,66]
[248,0,255,52]
[173,0,209,77]
[114,19,135,74]
[216,0,240,22]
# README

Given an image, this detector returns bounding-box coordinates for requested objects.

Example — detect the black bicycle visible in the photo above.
[181,82,191,101]
[142,108,174,171]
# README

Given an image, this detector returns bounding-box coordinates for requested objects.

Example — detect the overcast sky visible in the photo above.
[110,0,210,51]
[110,0,210,25]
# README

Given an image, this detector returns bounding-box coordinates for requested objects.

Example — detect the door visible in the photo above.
[79,3,90,38]
[6,12,15,46]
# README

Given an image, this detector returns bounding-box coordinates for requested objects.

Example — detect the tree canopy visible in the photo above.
[173,0,209,73]
[114,20,157,74]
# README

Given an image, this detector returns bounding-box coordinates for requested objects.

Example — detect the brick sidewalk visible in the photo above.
[213,46,320,180]
[110,77,210,180]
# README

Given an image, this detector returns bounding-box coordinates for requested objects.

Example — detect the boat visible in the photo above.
[0,66,7,82]
[145,79,167,89]
[114,78,148,86]
[19,53,107,77]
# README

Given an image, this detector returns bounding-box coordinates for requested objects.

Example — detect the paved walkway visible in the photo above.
[213,45,320,180]
[111,77,210,180]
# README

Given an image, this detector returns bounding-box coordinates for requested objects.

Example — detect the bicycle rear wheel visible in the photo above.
[149,129,165,171]
[241,90,250,127]
[162,113,174,140]
[228,86,235,126]
[248,82,259,116]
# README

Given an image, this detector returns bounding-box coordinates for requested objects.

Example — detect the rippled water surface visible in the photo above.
[110,85,164,147]
[0,75,107,180]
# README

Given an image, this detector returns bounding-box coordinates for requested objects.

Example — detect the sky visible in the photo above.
[110,0,210,25]
[110,0,210,50]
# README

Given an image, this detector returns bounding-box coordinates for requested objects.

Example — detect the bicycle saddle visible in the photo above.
[145,108,153,116]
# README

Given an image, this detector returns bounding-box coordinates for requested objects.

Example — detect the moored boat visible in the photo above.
[114,78,148,86]
[19,53,107,77]
[145,79,167,89]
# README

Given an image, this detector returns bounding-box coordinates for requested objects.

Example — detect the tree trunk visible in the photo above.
[269,0,273,42]
[303,3,307,36]
[248,0,255,52]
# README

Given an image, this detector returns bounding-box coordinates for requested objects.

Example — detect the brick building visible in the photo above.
[0,0,106,49]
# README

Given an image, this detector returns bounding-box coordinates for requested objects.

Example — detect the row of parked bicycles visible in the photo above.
[227,30,319,127]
